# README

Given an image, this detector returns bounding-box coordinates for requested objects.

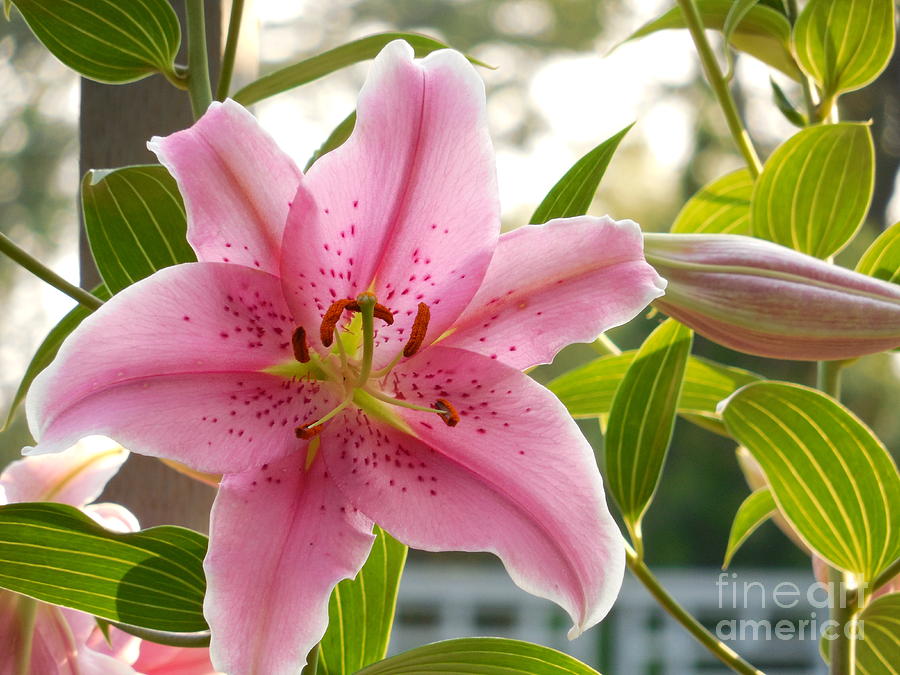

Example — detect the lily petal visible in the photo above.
[27,263,338,473]
[83,502,141,533]
[442,217,666,369]
[204,456,374,675]
[1,437,127,506]
[150,99,301,275]
[322,346,624,637]
[282,40,499,354]
[131,640,219,675]
[0,595,134,675]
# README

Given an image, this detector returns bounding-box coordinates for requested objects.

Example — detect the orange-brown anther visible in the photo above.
[346,300,395,325]
[295,424,323,440]
[434,398,460,427]
[319,298,353,347]
[403,302,431,357]
[291,326,310,363]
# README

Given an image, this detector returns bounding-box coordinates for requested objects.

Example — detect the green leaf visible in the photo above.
[318,526,407,675]
[4,284,110,430]
[723,487,777,568]
[856,221,900,284]
[622,0,801,79]
[750,123,874,258]
[769,77,808,128]
[720,381,900,581]
[547,351,759,435]
[305,111,357,172]
[234,33,491,106]
[856,592,900,670]
[722,0,762,80]
[356,638,601,675]
[9,0,180,83]
[529,124,632,224]
[671,168,753,235]
[605,319,693,532]
[794,0,896,98]
[82,165,196,295]
[724,0,762,45]
[0,502,208,632]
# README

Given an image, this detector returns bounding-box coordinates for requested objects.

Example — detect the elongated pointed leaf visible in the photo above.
[622,0,800,78]
[529,124,632,224]
[356,638,601,675]
[234,33,491,106]
[8,0,180,83]
[671,168,753,235]
[547,351,759,435]
[0,502,208,632]
[724,0,762,45]
[857,221,900,284]
[794,0,896,98]
[318,526,407,675]
[82,165,195,294]
[769,77,807,128]
[751,123,874,258]
[305,111,356,172]
[721,382,900,581]
[722,0,762,79]
[605,320,693,529]
[723,488,776,568]
[4,284,110,430]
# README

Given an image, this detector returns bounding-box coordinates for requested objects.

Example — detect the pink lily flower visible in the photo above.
[85,626,220,675]
[26,41,665,674]
[0,438,217,675]
[1,438,137,675]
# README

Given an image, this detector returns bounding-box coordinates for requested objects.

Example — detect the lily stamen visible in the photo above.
[403,302,431,357]
[434,398,460,427]
[294,393,354,439]
[291,326,310,363]
[346,299,395,325]
[363,386,460,423]
[320,299,353,347]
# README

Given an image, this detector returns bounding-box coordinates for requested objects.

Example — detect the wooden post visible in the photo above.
[82,2,221,531]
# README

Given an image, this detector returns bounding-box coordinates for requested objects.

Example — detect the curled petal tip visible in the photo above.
[567,623,585,640]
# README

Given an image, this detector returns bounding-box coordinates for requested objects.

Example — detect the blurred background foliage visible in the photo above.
[0,0,897,571]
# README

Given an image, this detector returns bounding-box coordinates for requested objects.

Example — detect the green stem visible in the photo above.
[110,621,210,648]
[215,0,245,101]
[591,333,622,356]
[816,360,844,399]
[185,0,213,119]
[676,0,763,178]
[816,360,855,674]
[828,567,856,675]
[784,0,818,122]
[15,597,37,675]
[300,644,319,675]
[625,545,763,675]
[870,556,900,595]
[0,233,103,311]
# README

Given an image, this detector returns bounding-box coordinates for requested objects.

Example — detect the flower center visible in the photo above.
[290,293,459,445]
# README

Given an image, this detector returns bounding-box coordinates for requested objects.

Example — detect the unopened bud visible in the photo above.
[644,233,900,361]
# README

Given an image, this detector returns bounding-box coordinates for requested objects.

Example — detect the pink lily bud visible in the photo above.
[643,233,900,360]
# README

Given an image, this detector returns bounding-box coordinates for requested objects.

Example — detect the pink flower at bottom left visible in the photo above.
[0,437,219,675]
